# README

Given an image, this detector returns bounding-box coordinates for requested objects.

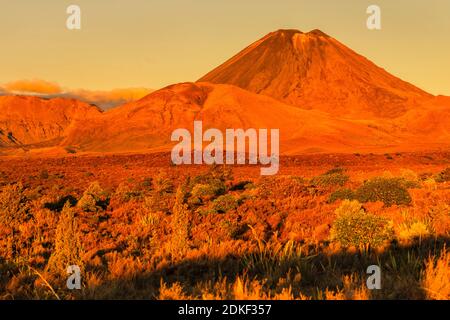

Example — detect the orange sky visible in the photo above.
[0,0,449,95]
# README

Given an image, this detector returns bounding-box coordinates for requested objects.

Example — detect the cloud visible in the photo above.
[0,79,152,109]
[67,88,152,109]
[3,79,62,95]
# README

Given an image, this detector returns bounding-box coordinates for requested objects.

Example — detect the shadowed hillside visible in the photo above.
[0,96,102,148]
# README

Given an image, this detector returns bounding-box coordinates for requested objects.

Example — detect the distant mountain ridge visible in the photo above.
[1,29,449,156]
[62,82,406,154]
[0,95,101,148]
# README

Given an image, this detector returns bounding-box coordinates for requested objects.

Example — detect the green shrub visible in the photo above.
[192,165,233,184]
[187,195,203,207]
[114,182,142,203]
[77,193,97,212]
[191,179,226,200]
[435,167,450,183]
[330,200,393,249]
[197,207,218,216]
[208,164,233,183]
[230,180,254,191]
[328,188,356,203]
[313,173,346,187]
[355,177,412,206]
[64,146,77,154]
[222,219,246,240]
[212,194,238,213]
[400,169,419,183]
[39,169,49,180]
[141,177,153,189]
[311,170,349,187]
[188,166,232,203]
[77,181,107,212]
[325,167,346,175]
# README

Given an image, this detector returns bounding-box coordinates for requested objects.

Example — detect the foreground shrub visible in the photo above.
[230,180,254,191]
[435,167,450,183]
[0,182,29,225]
[311,168,349,187]
[212,194,239,213]
[189,166,232,202]
[330,200,393,249]
[400,169,419,183]
[328,188,356,203]
[77,181,107,212]
[39,169,49,180]
[423,178,438,190]
[191,179,226,200]
[355,177,412,206]
[422,248,450,300]
[113,182,142,203]
[205,164,233,183]
[47,203,83,275]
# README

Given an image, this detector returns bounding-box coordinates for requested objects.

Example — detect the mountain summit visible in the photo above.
[198,29,431,118]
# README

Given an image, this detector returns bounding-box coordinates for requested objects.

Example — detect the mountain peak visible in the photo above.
[306,29,330,37]
[272,29,303,36]
[270,29,329,38]
[198,28,430,118]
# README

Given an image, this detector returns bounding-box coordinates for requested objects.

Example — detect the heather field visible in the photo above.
[0,152,449,300]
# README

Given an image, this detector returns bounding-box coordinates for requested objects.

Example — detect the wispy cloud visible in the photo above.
[3,79,62,95]
[0,79,152,110]
[64,88,152,109]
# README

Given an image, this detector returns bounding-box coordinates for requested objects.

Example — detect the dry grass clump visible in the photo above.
[422,248,450,300]
[0,182,29,225]
[324,274,369,300]
[47,203,84,276]
[397,221,430,242]
[428,204,450,236]
[169,183,192,258]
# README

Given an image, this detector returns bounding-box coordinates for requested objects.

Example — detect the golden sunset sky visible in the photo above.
[1,0,449,95]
